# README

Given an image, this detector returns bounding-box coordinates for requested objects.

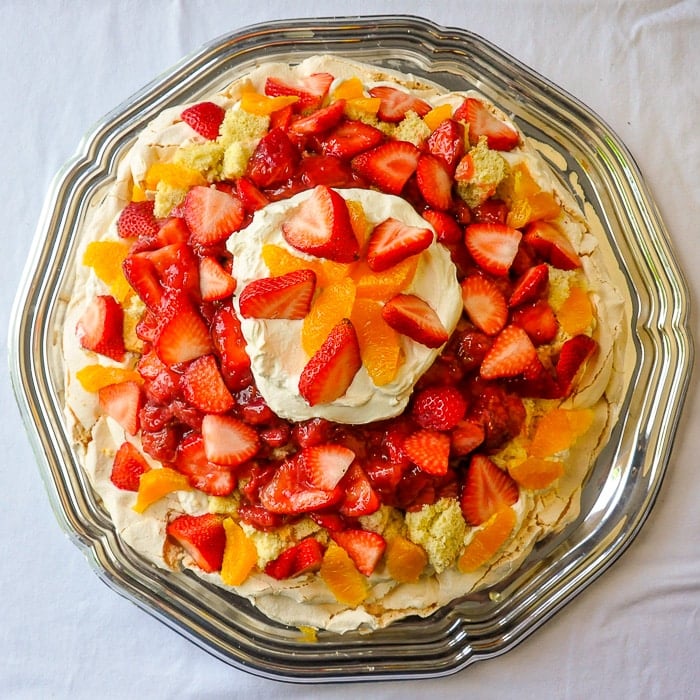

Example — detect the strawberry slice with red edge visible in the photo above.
[235,176,269,214]
[210,303,252,388]
[403,429,451,475]
[464,222,522,276]
[154,292,214,365]
[416,153,454,211]
[265,537,325,579]
[331,529,386,576]
[264,73,334,112]
[511,300,559,346]
[368,85,432,123]
[245,127,300,188]
[338,462,381,517]
[281,185,359,262]
[288,99,346,136]
[180,101,226,140]
[199,256,236,301]
[175,433,236,496]
[351,140,420,195]
[479,325,538,379]
[382,293,449,349]
[298,318,362,406]
[365,217,433,272]
[76,294,126,362]
[145,242,200,299]
[301,443,356,490]
[123,253,164,309]
[117,200,159,240]
[450,420,485,457]
[509,263,549,307]
[460,274,509,336]
[426,118,465,174]
[200,414,260,467]
[454,97,519,151]
[110,441,150,491]
[98,380,143,435]
[421,209,463,245]
[317,119,385,160]
[181,354,234,414]
[460,454,520,525]
[238,268,316,320]
[183,185,245,246]
[166,513,226,573]
[557,334,597,396]
[524,221,582,270]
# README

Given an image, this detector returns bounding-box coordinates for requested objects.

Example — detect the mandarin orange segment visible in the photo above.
[351,298,402,386]
[565,407,594,438]
[301,278,356,356]
[82,240,132,303]
[557,285,594,336]
[261,244,348,288]
[220,517,258,586]
[526,190,561,222]
[331,77,365,101]
[131,184,147,202]
[423,103,453,131]
[385,535,428,583]
[132,467,192,513]
[508,456,564,490]
[319,542,368,607]
[239,91,300,115]
[457,506,516,573]
[352,255,419,300]
[144,161,207,191]
[345,97,381,116]
[528,407,594,458]
[346,200,372,249]
[76,365,143,393]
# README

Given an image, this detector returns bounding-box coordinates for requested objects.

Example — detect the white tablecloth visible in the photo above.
[2,2,698,697]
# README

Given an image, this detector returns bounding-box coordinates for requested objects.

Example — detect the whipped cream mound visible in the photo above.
[229,187,463,423]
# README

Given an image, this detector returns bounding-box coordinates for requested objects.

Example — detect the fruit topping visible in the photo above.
[460,274,508,336]
[221,518,258,586]
[183,185,245,246]
[479,325,538,379]
[464,222,522,276]
[403,429,451,475]
[331,529,386,576]
[523,220,582,270]
[238,268,316,319]
[264,73,334,112]
[319,542,369,606]
[198,256,236,301]
[154,293,214,365]
[425,118,465,174]
[351,140,421,195]
[457,506,516,572]
[454,97,519,151]
[110,441,151,491]
[180,101,226,140]
[317,119,384,160]
[368,85,432,123]
[556,334,597,395]
[265,537,325,579]
[99,380,143,435]
[385,534,428,583]
[181,354,234,414]
[365,217,433,272]
[76,294,126,362]
[415,153,454,211]
[411,385,467,431]
[133,467,192,513]
[245,127,300,188]
[200,414,260,467]
[460,454,519,526]
[382,293,449,348]
[166,513,226,573]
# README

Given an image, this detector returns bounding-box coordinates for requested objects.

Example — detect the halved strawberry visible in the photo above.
[183,185,245,246]
[450,420,485,457]
[301,443,355,490]
[479,325,538,379]
[145,242,200,299]
[464,222,522,276]
[154,292,214,365]
[460,274,508,336]
[238,268,316,320]
[317,119,384,160]
[123,252,164,309]
[524,221,582,270]
[338,462,381,517]
[411,385,467,431]
[511,300,559,345]
[199,256,236,301]
[415,153,454,211]
[298,319,362,406]
[509,263,549,307]
[166,513,226,573]
[421,209,463,244]
[265,537,325,579]
[351,141,420,195]
[454,97,519,151]
[116,200,159,240]
[264,73,334,112]
[365,217,433,272]
[245,127,300,188]
[110,441,150,491]
[181,354,234,414]
[403,429,451,475]
[368,85,431,123]
[235,176,269,214]
[331,529,386,576]
[556,334,597,396]
[288,99,346,135]
[200,414,260,467]
[175,433,236,496]
[76,295,126,362]
[460,454,520,525]
[426,118,465,174]
[210,304,251,388]
[98,381,143,435]
[180,101,226,140]
[281,185,359,263]
[382,293,449,349]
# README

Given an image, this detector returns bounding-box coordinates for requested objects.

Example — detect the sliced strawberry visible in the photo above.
[382,293,449,349]
[365,217,433,272]
[317,119,385,160]
[512,355,562,400]
[351,140,420,195]
[421,209,463,244]
[238,268,316,320]
[117,200,159,240]
[460,274,509,336]
[123,253,163,309]
[175,433,236,496]
[454,97,519,151]
[471,198,509,225]
[460,454,519,525]
[145,241,200,299]
[296,154,356,189]
[301,443,355,490]
[281,186,358,263]
[288,99,346,135]
[200,414,260,467]
[426,118,465,174]
[338,462,381,517]
[557,334,597,396]
[411,385,467,431]
[166,513,226,573]
[235,176,269,214]
[450,419,485,457]
[331,529,386,576]
[464,222,522,276]
[415,153,454,211]
[479,325,538,379]
[180,354,234,414]
[264,73,334,112]
[509,263,549,307]
[110,441,150,491]
[368,85,431,123]
[76,295,126,362]
[98,381,143,435]
[511,300,559,345]
[154,292,213,365]
[245,127,300,188]
[265,538,325,579]
[298,318,362,406]
[454,329,494,372]
[403,429,451,475]
[183,185,245,246]
[137,349,179,402]
[210,304,251,388]
[180,101,226,140]
[524,221,582,270]
[199,256,236,301]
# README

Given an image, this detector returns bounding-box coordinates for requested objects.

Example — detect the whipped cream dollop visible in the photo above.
[229,187,463,423]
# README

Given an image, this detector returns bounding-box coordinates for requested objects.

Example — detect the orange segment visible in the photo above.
[220,517,258,586]
[239,92,300,115]
[557,285,594,336]
[319,542,368,607]
[131,184,147,202]
[352,255,419,300]
[76,365,143,392]
[385,535,428,583]
[458,506,516,573]
[132,467,192,513]
[528,408,594,458]
[351,298,402,386]
[331,77,365,101]
[261,244,348,288]
[144,161,207,191]
[503,162,561,227]
[508,456,564,490]
[345,97,381,116]
[82,240,132,303]
[346,200,372,249]
[301,278,356,356]
[423,103,453,131]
